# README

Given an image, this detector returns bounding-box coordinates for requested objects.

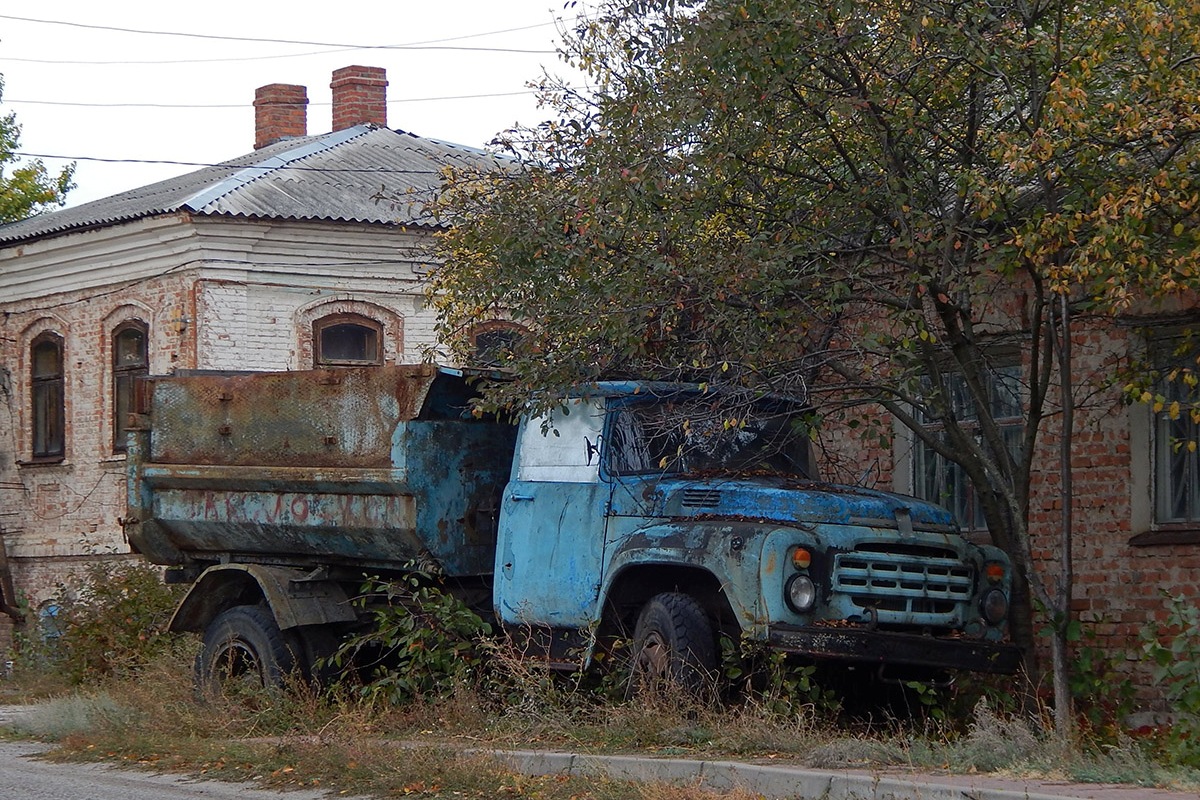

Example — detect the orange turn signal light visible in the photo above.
[985,563,1006,583]
[792,547,812,570]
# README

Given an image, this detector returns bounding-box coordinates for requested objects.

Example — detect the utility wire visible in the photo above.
[0,13,559,54]
[0,18,573,65]
[4,89,538,109]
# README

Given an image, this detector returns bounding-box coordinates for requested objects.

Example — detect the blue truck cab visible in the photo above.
[125,365,1019,690]
[497,383,1019,677]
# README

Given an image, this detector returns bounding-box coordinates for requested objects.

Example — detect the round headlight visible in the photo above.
[785,574,817,613]
[980,588,1008,625]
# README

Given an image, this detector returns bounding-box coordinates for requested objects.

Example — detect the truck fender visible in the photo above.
[168,564,358,634]
[602,520,769,626]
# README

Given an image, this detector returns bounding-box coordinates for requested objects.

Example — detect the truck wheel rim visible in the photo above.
[635,630,670,683]
[212,641,265,689]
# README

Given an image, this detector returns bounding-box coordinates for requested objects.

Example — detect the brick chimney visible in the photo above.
[254,83,308,150]
[331,65,388,131]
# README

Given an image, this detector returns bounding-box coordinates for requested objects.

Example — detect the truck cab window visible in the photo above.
[515,399,605,483]
[607,397,812,478]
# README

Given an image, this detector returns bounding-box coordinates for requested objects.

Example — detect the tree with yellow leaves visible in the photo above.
[432,0,1200,733]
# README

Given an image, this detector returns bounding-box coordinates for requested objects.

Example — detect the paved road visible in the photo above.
[0,740,342,800]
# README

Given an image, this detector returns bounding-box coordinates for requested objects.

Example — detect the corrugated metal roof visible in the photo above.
[0,125,502,245]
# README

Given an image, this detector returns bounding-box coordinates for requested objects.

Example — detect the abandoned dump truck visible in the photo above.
[124,364,1020,690]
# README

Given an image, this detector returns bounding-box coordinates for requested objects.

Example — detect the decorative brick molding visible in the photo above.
[293,297,403,368]
[15,315,71,463]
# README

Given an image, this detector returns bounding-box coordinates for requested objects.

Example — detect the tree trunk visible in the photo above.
[1051,292,1075,740]
[0,527,24,626]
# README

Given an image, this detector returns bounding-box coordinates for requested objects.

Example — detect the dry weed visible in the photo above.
[950,697,1042,772]
[638,782,767,800]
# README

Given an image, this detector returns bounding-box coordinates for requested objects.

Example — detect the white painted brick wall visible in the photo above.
[0,215,444,604]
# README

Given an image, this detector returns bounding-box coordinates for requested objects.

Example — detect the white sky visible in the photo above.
[0,2,587,208]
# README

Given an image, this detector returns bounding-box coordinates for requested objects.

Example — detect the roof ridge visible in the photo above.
[394,128,494,159]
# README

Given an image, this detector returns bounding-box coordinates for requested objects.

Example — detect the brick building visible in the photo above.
[0,66,509,647]
[812,311,1199,699]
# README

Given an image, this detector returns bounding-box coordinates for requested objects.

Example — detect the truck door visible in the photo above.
[495,399,610,630]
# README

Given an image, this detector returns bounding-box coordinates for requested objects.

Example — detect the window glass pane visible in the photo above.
[474,328,521,366]
[115,328,147,367]
[32,340,61,378]
[990,365,1023,420]
[32,378,64,458]
[319,323,378,363]
[1157,409,1199,522]
[1150,330,1200,523]
[949,374,975,419]
[911,361,1022,531]
[114,374,134,452]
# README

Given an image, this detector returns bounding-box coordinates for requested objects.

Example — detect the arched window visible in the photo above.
[112,321,149,452]
[471,323,526,367]
[313,313,383,367]
[31,332,65,460]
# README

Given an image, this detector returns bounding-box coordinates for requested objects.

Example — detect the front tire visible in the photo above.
[629,592,717,699]
[196,604,296,695]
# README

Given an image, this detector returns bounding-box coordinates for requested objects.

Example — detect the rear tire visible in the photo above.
[196,604,296,695]
[629,592,717,700]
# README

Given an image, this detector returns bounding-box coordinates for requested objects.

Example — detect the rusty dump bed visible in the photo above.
[125,364,517,578]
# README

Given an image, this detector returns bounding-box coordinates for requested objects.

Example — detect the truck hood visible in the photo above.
[609,476,957,532]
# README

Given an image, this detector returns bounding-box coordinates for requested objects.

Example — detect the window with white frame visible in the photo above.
[911,363,1024,531]
[1149,329,1200,525]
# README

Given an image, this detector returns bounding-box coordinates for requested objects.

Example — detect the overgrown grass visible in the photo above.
[3,564,1199,798]
[5,647,1198,798]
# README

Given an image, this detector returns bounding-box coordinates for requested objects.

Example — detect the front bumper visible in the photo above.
[768,624,1021,674]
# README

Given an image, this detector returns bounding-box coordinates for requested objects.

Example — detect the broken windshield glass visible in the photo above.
[606,395,812,479]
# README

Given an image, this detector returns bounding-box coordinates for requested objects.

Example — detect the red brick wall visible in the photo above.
[819,317,1194,703]
[0,273,195,607]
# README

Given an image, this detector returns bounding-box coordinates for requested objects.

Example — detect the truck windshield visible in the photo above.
[606,396,812,478]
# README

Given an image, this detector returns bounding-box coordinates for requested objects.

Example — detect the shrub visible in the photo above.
[1070,622,1135,743]
[722,636,840,720]
[325,572,493,705]
[1142,593,1200,768]
[10,560,185,686]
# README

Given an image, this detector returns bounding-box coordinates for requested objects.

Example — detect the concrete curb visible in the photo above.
[477,749,1193,800]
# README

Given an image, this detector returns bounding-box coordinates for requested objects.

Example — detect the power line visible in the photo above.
[4,89,538,110]
[0,19,570,66]
[0,13,559,54]
[2,48,365,67]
